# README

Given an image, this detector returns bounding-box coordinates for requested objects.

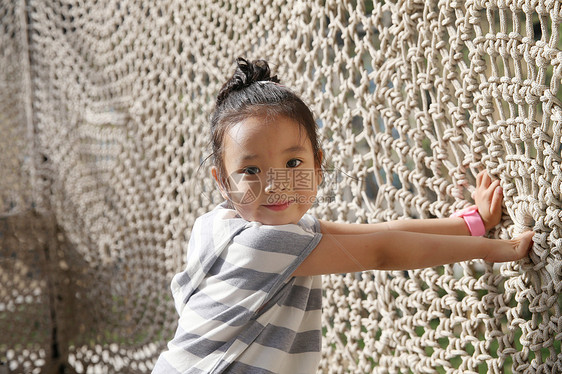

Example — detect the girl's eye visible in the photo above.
[242,166,260,175]
[287,159,302,168]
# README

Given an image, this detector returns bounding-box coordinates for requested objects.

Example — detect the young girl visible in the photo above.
[152,58,534,374]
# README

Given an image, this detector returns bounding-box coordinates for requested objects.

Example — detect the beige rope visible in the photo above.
[1,0,560,373]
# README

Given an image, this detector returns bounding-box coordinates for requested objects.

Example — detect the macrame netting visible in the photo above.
[1,0,561,373]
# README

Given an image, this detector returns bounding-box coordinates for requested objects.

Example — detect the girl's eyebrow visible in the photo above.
[240,154,259,162]
[240,146,307,162]
[283,145,307,153]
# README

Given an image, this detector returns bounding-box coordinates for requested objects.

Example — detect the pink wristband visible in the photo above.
[451,206,486,236]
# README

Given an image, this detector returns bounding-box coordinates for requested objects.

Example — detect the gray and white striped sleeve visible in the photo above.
[216,220,322,305]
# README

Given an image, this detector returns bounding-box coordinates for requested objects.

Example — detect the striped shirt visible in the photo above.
[152,202,324,374]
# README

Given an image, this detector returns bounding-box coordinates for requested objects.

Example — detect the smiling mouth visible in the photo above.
[262,202,291,211]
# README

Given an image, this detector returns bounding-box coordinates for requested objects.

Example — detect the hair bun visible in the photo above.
[234,57,279,85]
[216,57,280,107]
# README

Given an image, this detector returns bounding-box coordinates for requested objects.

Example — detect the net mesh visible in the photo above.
[1,0,561,373]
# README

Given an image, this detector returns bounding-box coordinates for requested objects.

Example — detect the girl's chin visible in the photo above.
[233,203,309,225]
[243,212,298,226]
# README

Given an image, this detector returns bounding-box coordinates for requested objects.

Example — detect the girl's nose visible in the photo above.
[265,182,284,194]
[264,183,275,194]
[264,175,289,193]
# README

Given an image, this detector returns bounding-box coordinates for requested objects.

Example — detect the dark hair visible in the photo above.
[210,57,323,184]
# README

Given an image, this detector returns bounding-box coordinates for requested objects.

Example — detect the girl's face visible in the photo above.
[212,115,321,225]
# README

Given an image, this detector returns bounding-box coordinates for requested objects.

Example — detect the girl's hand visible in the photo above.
[473,171,503,231]
[483,231,535,262]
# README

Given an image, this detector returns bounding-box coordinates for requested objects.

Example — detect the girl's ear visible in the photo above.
[211,166,229,200]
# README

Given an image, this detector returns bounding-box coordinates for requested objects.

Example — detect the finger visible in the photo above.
[480,171,491,188]
[488,179,501,196]
[526,230,535,246]
[476,171,485,187]
[490,184,503,215]
[518,231,535,254]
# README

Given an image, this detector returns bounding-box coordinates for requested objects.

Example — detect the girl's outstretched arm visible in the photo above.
[292,230,534,276]
[320,171,503,236]
[294,171,533,276]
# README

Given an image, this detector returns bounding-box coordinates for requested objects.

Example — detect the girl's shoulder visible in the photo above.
[192,202,247,239]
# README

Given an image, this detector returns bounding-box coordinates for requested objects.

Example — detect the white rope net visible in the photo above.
[1,0,561,373]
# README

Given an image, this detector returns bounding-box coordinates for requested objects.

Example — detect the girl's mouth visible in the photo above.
[262,202,291,211]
